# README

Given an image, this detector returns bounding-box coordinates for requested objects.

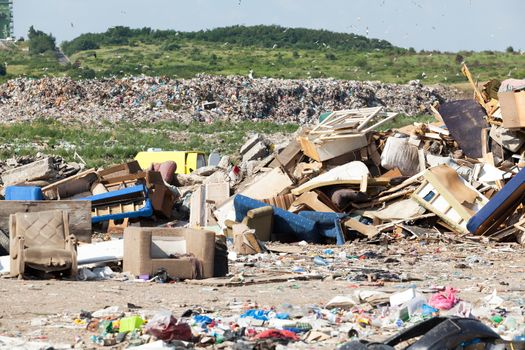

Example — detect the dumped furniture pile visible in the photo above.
[2,67,525,348]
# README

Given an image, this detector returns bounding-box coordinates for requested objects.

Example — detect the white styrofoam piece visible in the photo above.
[389,288,416,307]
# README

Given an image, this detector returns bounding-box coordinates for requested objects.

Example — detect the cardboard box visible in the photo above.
[123,227,215,279]
[498,90,525,129]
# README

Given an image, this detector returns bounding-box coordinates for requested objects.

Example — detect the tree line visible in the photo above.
[61,25,397,56]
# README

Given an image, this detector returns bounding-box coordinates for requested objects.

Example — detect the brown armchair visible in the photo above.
[224,206,274,241]
[10,210,77,279]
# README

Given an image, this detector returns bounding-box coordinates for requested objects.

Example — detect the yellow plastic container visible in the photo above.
[134,151,206,174]
[119,316,144,333]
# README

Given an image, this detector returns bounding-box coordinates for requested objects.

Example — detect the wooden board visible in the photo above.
[189,183,230,228]
[345,218,379,238]
[0,201,92,243]
[185,273,323,287]
[298,134,368,162]
[292,177,390,196]
[289,191,334,213]
[268,140,303,171]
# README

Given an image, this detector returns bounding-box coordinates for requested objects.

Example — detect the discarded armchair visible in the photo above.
[225,205,274,241]
[9,210,77,278]
[233,194,347,245]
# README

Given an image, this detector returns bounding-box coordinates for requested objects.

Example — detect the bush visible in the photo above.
[28,26,56,55]
[161,41,181,51]
[325,53,337,60]
[0,63,6,76]
[62,37,99,56]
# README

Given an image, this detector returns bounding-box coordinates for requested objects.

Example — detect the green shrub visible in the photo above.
[28,26,56,55]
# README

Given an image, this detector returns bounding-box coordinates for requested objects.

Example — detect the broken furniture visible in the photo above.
[0,201,92,243]
[190,182,230,228]
[467,167,525,236]
[144,170,178,218]
[9,210,77,278]
[234,194,319,243]
[98,161,142,183]
[225,205,274,241]
[41,169,98,200]
[298,107,398,162]
[5,186,43,201]
[123,227,215,280]
[232,224,263,255]
[80,184,153,223]
[412,165,488,234]
[297,211,348,245]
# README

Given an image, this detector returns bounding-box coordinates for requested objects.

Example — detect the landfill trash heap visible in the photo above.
[0,75,458,124]
[2,64,525,349]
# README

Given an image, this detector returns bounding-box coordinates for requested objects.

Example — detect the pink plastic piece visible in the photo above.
[428,286,459,310]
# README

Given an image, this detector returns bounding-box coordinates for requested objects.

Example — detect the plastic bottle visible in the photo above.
[314,256,329,266]
[407,295,427,317]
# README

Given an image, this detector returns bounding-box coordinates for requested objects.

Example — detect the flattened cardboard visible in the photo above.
[499,90,525,129]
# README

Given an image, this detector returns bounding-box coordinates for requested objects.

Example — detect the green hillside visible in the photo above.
[0,25,523,84]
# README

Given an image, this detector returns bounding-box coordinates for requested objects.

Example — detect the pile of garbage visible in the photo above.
[57,287,511,349]
[3,63,525,348]
[3,237,525,349]
[0,75,459,124]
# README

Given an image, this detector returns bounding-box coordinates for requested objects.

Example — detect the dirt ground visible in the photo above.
[0,238,523,349]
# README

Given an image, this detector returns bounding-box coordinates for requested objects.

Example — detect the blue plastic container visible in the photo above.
[5,186,44,200]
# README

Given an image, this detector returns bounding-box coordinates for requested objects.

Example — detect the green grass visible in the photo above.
[1,40,525,84]
[0,119,299,168]
[0,115,433,168]
[69,42,525,84]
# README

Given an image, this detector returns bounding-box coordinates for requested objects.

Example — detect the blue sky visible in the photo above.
[12,0,525,51]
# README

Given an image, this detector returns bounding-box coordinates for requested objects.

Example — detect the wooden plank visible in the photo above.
[375,213,436,232]
[1,158,55,186]
[185,273,323,287]
[189,185,205,228]
[261,193,296,210]
[41,168,97,191]
[360,175,368,193]
[292,177,390,196]
[429,104,444,123]
[375,187,415,203]
[356,107,384,131]
[289,191,334,213]
[344,218,379,238]
[418,149,426,173]
[268,140,302,171]
[381,171,425,195]
[361,112,399,133]
[460,64,487,110]
[298,134,368,162]
[0,201,92,243]
[99,171,146,185]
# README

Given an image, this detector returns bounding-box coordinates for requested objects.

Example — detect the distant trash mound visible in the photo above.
[0,75,459,124]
